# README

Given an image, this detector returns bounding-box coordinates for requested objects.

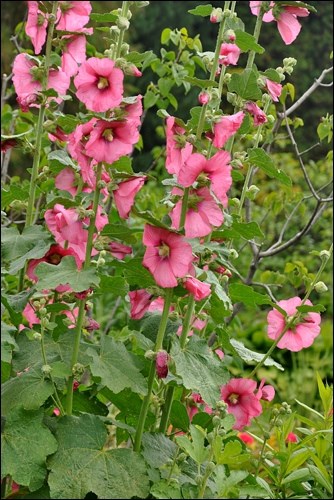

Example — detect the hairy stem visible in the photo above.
[115,1,130,59]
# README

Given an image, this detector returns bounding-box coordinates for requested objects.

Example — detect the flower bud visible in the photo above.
[246,184,260,200]
[145,349,156,360]
[319,250,331,260]
[155,350,169,379]
[42,364,52,375]
[33,332,42,341]
[210,7,223,23]
[72,363,85,377]
[206,462,216,473]
[198,91,210,105]
[212,415,221,427]
[177,453,187,462]
[224,29,236,42]
[267,114,275,123]
[116,16,130,30]
[223,73,232,84]
[39,307,47,317]
[314,281,328,293]
[229,249,239,260]
[40,317,49,329]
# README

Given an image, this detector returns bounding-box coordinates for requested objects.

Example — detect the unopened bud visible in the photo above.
[319,250,331,260]
[210,7,223,23]
[145,350,156,360]
[314,281,328,293]
[246,184,260,199]
[224,29,236,42]
[223,73,232,84]
[33,332,42,341]
[116,16,130,30]
[229,249,239,259]
[212,415,221,427]
[42,364,52,375]
[40,317,49,328]
[155,350,169,379]
[198,91,210,105]
[72,363,85,376]
[267,114,275,123]
[206,462,216,473]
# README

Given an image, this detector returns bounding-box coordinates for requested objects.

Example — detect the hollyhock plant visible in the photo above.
[109,242,132,260]
[256,379,275,402]
[221,378,263,430]
[68,118,97,168]
[219,42,241,66]
[267,297,321,351]
[265,78,282,102]
[74,57,124,112]
[245,102,268,126]
[56,1,92,32]
[170,187,224,238]
[249,1,310,45]
[211,111,245,148]
[165,116,193,175]
[183,276,211,301]
[113,176,147,219]
[84,117,141,164]
[61,31,92,77]
[12,53,70,105]
[25,1,48,55]
[177,150,232,207]
[142,224,194,288]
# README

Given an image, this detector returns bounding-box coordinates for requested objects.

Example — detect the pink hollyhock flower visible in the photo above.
[74,57,124,112]
[61,31,92,77]
[84,118,140,164]
[55,167,78,196]
[142,224,194,288]
[113,176,146,219]
[129,289,153,319]
[286,432,298,443]
[48,126,68,143]
[148,297,165,313]
[249,1,310,45]
[25,1,48,55]
[156,350,169,379]
[238,432,255,446]
[109,242,132,260]
[265,78,282,102]
[85,318,100,332]
[27,244,82,285]
[267,297,321,351]
[22,300,79,329]
[73,381,80,390]
[178,150,232,207]
[170,187,224,238]
[212,111,245,148]
[56,1,92,32]
[165,116,193,175]
[256,379,275,402]
[245,102,267,126]
[219,43,241,66]
[12,53,70,105]
[183,276,211,301]
[198,91,210,105]
[215,349,224,360]
[53,408,61,417]
[17,93,39,112]
[221,378,263,430]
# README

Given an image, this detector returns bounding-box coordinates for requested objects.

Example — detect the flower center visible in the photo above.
[97,77,109,90]
[102,128,114,142]
[47,253,62,265]
[158,242,170,258]
[188,193,203,210]
[60,1,72,12]
[228,393,239,405]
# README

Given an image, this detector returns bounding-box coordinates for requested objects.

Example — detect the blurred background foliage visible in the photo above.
[1,1,333,409]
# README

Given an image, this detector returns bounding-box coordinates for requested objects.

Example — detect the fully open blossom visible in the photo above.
[68,118,97,172]
[109,242,132,260]
[183,276,211,301]
[178,150,232,207]
[245,102,267,126]
[56,1,92,32]
[212,111,245,148]
[265,78,282,102]
[25,1,48,54]
[44,203,108,261]
[74,57,124,112]
[143,224,194,288]
[219,43,241,66]
[61,30,93,77]
[221,378,263,430]
[113,176,146,219]
[170,187,224,238]
[84,111,141,164]
[250,1,310,45]
[256,379,275,401]
[165,116,193,175]
[267,297,321,351]
[12,53,70,105]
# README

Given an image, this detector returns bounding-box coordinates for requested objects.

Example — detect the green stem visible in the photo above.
[40,324,65,415]
[115,1,130,59]
[249,245,332,378]
[65,164,103,415]
[246,4,264,70]
[178,186,189,232]
[159,294,195,433]
[134,288,173,451]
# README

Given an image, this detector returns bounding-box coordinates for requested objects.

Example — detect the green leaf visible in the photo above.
[1,407,57,491]
[98,275,129,296]
[171,336,229,407]
[144,90,159,109]
[235,30,265,53]
[183,76,218,89]
[142,432,178,468]
[297,304,326,313]
[140,314,180,346]
[161,27,171,44]
[316,372,333,417]
[1,226,52,274]
[150,480,181,499]
[101,223,138,244]
[2,289,34,326]
[170,400,190,432]
[48,414,149,499]
[1,368,54,415]
[87,336,147,395]
[229,283,272,308]
[132,207,171,229]
[228,69,262,100]
[35,256,100,292]
[188,4,213,17]
[109,156,133,174]
[90,12,118,22]
[282,467,311,485]
[285,449,312,475]
[262,68,282,83]
[248,147,292,186]
[216,440,248,465]
[230,339,284,371]
[176,425,209,464]
[48,150,76,169]
[1,184,30,208]
[113,257,156,288]
[222,221,264,240]
[278,1,316,13]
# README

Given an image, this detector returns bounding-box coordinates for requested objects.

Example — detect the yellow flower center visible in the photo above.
[158,242,170,258]
[228,393,239,405]
[97,76,109,90]
[102,128,114,142]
